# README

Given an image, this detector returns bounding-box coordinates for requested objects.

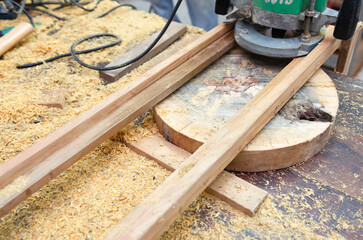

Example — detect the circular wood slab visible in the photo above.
[154,51,339,172]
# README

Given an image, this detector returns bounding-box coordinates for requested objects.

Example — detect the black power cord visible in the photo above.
[96,3,136,18]
[9,0,35,26]
[25,5,68,21]
[17,33,121,68]
[71,0,183,71]
[18,0,184,71]
[70,0,100,12]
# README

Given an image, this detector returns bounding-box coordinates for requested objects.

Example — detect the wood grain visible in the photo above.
[154,53,339,172]
[127,135,267,216]
[99,22,187,83]
[0,25,235,218]
[105,26,341,240]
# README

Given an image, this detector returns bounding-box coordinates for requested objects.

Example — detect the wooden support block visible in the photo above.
[0,22,33,57]
[105,26,341,240]
[127,135,267,216]
[32,89,66,109]
[0,22,236,218]
[99,22,187,83]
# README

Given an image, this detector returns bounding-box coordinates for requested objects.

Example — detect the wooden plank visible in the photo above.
[0,21,235,191]
[0,26,236,218]
[127,135,267,216]
[0,22,33,57]
[105,26,341,240]
[336,22,363,75]
[99,22,187,83]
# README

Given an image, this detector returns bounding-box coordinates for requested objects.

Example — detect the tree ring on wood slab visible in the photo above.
[153,53,339,172]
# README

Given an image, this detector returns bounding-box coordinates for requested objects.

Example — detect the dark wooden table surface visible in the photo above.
[236,70,362,239]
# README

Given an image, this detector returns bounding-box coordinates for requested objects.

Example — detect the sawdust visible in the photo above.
[0,1,201,166]
[0,2,357,239]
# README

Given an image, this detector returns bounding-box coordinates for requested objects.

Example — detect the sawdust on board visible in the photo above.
[0,175,30,199]
[0,1,355,239]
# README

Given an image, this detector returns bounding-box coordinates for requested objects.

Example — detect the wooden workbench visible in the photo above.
[234,69,362,239]
[0,2,361,238]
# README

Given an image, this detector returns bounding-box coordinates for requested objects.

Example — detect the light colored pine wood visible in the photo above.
[0,27,235,218]
[154,55,339,172]
[127,135,267,216]
[105,26,341,240]
[99,22,187,83]
[0,22,33,56]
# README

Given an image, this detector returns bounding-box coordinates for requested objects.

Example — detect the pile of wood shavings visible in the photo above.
[0,1,347,239]
[0,0,168,165]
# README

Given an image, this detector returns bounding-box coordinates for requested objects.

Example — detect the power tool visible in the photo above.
[215,0,362,58]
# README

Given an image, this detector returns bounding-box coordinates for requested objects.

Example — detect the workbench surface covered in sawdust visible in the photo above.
[0,1,361,239]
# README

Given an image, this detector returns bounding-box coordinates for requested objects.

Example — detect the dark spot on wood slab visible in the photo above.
[165,134,171,143]
[297,108,332,122]
[279,100,332,122]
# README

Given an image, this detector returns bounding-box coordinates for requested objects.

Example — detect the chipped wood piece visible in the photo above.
[0,23,236,218]
[105,26,341,240]
[127,135,267,216]
[99,22,187,83]
[336,22,363,75]
[33,89,66,109]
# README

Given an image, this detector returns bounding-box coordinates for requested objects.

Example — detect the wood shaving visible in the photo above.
[0,1,357,239]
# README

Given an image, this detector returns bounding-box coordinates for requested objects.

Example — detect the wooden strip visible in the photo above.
[127,135,267,216]
[336,22,363,75]
[0,29,236,217]
[99,22,187,83]
[0,22,235,192]
[0,22,33,56]
[105,26,341,240]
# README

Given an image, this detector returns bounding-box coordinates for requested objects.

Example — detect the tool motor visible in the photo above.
[215,0,362,58]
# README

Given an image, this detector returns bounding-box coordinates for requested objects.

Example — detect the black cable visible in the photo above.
[17,0,184,71]
[9,0,35,26]
[28,1,67,6]
[71,0,183,71]
[25,6,68,21]
[96,3,136,18]
[17,33,121,68]
[70,0,100,12]
[15,0,26,14]
[51,0,93,11]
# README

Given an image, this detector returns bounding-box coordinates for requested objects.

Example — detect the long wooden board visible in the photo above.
[0,24,236,218]
[105,26,341,240]
[127,135,267,216]
[99,22,187,83]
